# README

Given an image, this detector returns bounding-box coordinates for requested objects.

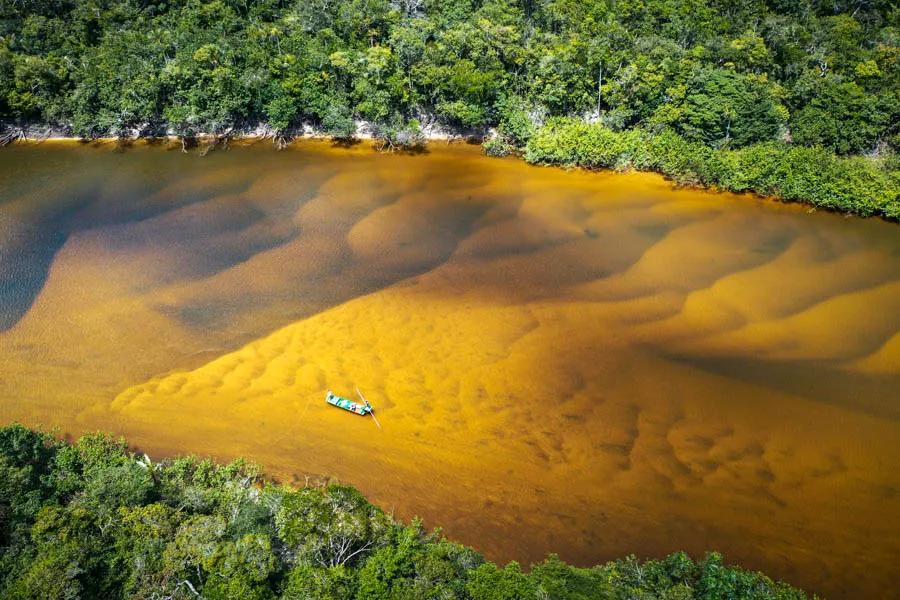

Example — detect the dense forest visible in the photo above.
[0,0,897,216]
[0,424,813,599]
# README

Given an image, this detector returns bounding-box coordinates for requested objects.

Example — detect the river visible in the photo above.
[1,140,898,598]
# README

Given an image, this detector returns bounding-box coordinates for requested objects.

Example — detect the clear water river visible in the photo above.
[1,140,898,598]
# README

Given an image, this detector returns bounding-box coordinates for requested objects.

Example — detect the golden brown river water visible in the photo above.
[1,141,898,599]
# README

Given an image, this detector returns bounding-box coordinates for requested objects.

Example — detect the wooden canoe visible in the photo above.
[325,390,372,416]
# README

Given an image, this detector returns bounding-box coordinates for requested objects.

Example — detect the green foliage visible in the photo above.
[356,524,482,599]
[525,118,900,218]
[4,540,84,600]
[790,79,897,155]
[494,95,537,147]
[482,137,516,157]
[322,104,358,139]
[524,117,628,169]
[0,424,814,600]
[466,561,536,600]
[282,564,358,599]
[275,484,392,568]
[1,0,895,216]
[265,93,299,134]
[666,68,788,148]
[0,0,893,154]
[0,426,58,530]
[0,425,57,477]
[529,555,612,600]
[49,432,135,502]
[370,118,426,151]
[607,552,809,600]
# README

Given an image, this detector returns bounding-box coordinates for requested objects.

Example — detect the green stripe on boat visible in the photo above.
[326,390,372,416]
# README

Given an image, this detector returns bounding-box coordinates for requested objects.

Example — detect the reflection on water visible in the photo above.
[1,140,898,599]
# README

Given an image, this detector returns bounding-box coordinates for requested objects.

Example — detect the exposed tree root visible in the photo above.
[0,127,26,146]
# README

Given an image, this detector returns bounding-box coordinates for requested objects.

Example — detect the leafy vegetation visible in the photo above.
[0,0,896,145]
[0,0,897,214]
[524,118,900,218]
[0,424,813,599]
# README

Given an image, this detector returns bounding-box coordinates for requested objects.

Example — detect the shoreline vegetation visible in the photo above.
[2,0,897,219]
[0,424,815,599]
[519,118,899,220]
[6,122,899,221]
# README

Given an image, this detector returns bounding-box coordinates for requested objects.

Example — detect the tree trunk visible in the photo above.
[596,63,603,118]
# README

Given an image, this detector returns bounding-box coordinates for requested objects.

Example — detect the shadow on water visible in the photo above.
[667,353,900,421]
[0,180,110,330]
[0,227,67,330]
[0,142,497,333]
[0,147,257,330]
[330,138,363,149]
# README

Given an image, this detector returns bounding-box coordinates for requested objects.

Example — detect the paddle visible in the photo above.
[357,387,382,430]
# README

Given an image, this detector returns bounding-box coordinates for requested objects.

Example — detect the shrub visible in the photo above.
[494,95,537,148]
[523,119,899,219]
[482,136,515,157]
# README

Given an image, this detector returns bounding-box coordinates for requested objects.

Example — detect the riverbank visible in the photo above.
[518,119,899,221]
[0,423,814,599]
[0,119,484,144]
[5,121,897,222]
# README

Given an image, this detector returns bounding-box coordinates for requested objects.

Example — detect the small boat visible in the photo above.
[325,390,372,416]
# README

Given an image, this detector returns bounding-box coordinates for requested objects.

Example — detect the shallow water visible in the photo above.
[1,140,898,598]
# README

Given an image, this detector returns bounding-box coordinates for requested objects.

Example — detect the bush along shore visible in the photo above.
[0,424,814,600]
[1,0,898,219]
[512,118,900,220]
[5,120,898,220]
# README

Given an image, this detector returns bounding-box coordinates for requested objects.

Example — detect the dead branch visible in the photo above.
[177,580,199,597]
[0,127,26,146]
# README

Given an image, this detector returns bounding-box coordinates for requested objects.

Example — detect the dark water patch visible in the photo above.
[669,353,900,421]
[0,227,67,330]
[0,146,265,329]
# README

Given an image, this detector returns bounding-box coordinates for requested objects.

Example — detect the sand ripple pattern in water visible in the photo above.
[1,141,898,600]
